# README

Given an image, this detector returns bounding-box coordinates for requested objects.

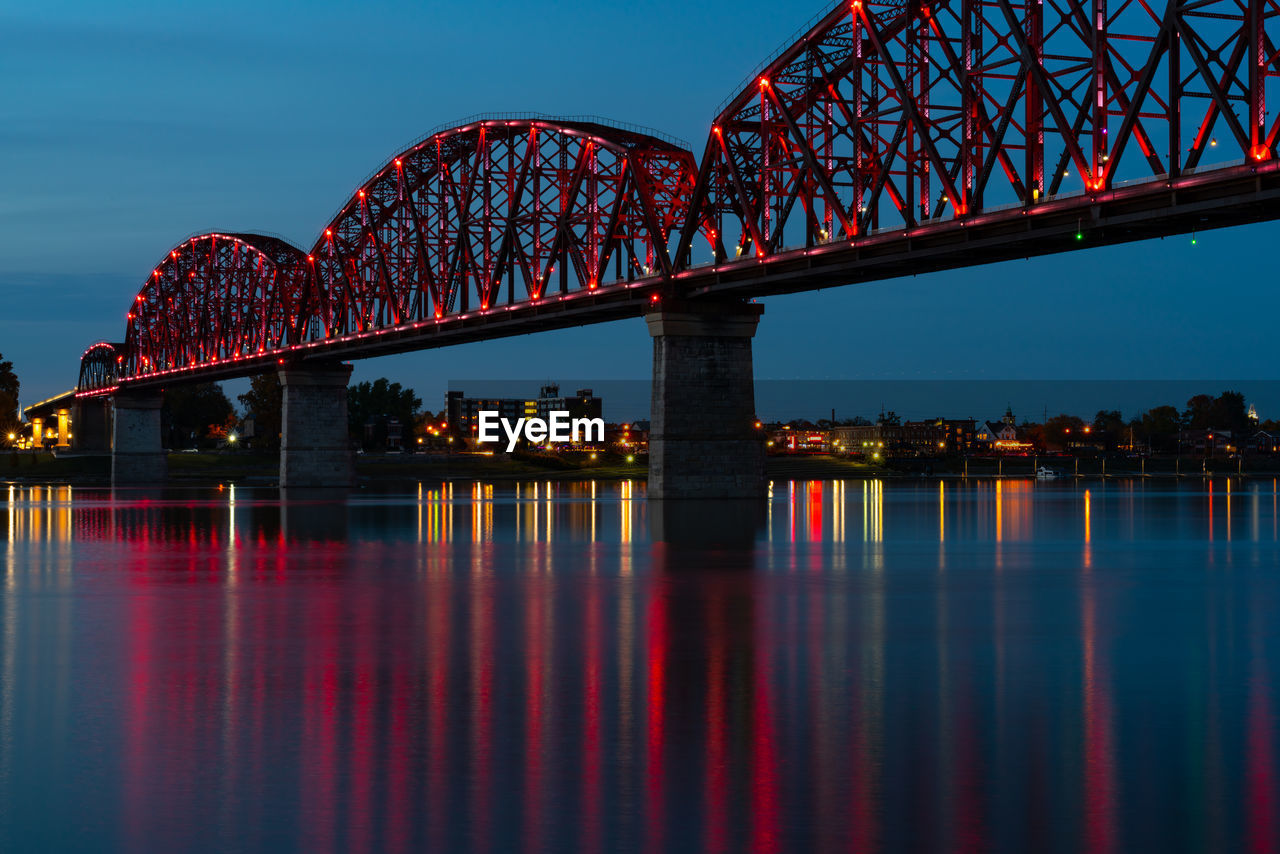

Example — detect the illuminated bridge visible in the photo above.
[74,0,1280,494]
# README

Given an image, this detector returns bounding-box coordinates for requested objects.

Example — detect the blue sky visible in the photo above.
[2,0,1277,418]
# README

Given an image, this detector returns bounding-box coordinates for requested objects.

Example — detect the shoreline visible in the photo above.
[4,451,1279,486]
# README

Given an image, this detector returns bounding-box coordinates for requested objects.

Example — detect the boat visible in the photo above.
[1036,466,1062,480]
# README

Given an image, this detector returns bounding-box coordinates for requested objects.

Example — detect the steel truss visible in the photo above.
[678,0,1280,262]
[79,2,1280,393]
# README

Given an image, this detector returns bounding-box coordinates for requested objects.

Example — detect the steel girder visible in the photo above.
[676,0,1280,265]
[77,342,123,395]
[309,119,698,339]
[120,233,315,382]
[94,2,1280,389]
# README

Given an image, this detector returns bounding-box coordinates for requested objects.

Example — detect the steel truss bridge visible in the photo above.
[80,0,1280,394]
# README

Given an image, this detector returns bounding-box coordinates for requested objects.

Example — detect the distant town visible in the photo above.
[11,374,1277,468]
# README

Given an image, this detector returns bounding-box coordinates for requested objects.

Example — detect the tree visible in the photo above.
[1208,391,1250,441]
[238,373,283,451]
[1020,421,1046,451]
[1043,413,1086,451]
[1092,409,1126,452]
[1135,405,1181,453]
[161,382,234,449]
[0,353,18,442]
[1183,394,1215,429]
[1183,391,1251,448]
[347,378,422,446]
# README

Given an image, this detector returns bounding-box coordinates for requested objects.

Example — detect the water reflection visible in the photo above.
[1,479,1279,851]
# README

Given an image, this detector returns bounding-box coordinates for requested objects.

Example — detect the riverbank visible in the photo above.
[3,450,886,484]
[5,450,1279,485]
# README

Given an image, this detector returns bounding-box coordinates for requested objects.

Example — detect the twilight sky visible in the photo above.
[2,0,1278,418]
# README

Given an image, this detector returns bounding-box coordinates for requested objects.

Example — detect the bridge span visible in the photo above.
[71,0,1280,495]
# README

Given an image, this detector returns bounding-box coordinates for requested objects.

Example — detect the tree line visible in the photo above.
[163,374,426,451]
[779,391,1266,454]
[1021,391,1257,453]
[0,352,19,441]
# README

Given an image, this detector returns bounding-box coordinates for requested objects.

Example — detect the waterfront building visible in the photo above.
[830,417,975,456]
[535,384,603,422]
[445,390,538,437]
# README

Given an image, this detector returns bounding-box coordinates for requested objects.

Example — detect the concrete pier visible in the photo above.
[74,397,112,452]
[646,300,765,499]
[112,392,167,483]
[279,364,353,488]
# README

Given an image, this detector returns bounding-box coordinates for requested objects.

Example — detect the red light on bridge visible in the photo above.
[759,77,770,89]
[1252,146,1270,162]
[325,229,332,238]
[394,159,402,167]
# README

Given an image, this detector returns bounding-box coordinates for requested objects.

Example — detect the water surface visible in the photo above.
[3,478,1279,852]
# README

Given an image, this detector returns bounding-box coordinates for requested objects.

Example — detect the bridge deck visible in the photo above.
[92,158,1280,394]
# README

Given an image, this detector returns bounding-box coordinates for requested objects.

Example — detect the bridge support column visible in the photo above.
[112,392,167,483]
[74,398,112,452]
[646,300,765,500]
[55,409,71,448]
[279,364,353,488]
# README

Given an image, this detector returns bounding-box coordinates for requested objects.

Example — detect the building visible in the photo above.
[831,422,936,456]
[1252,430,1280,454]
[770,426,830,453]
[446,390,538,438]
[829,418,976,457]
[1178,428,1235,456]
[974,407,1033,453]
[535,384,603,422]
[607,422,648,453]
[445,384,604,447]
[362,416,403,451]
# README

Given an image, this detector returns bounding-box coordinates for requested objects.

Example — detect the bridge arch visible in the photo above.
[308,116,701,337]
[77,341,123,395]
[123,233,316,380]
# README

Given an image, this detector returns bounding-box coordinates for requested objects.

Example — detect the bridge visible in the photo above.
[71,0,1280,495]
